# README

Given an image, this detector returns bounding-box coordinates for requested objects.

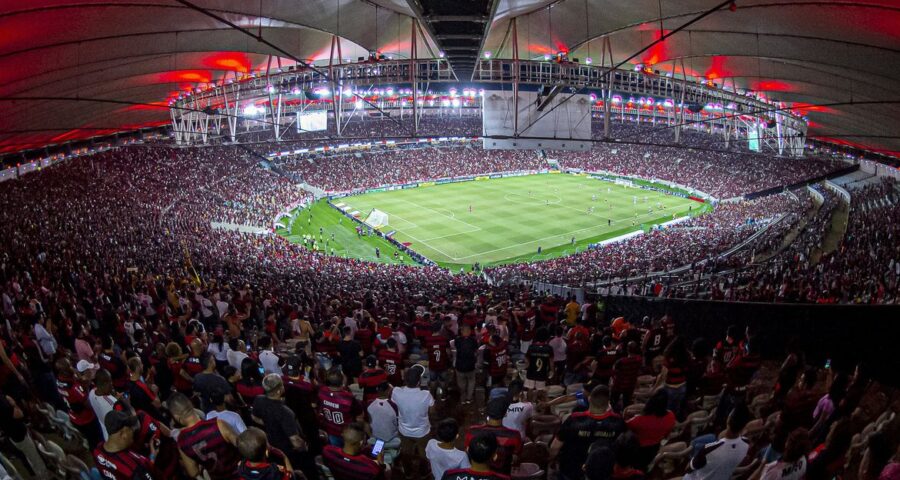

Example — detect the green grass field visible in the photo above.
[277,173,708,270]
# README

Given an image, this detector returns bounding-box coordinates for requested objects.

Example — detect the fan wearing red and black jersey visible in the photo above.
[524,328,554,390]
[443,433,509,480]
[425,323,451,387]
[235,427,293,480]
[317,368,364,446]
[168,392,241,480]
[377,338,404,386]
[322,422,386,480]
[93,410,160,480]
[483,335,509,391]
[464,398,523,475]
[551,385,627,480]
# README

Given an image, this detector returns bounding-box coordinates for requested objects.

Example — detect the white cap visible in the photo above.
[76,360,98,373]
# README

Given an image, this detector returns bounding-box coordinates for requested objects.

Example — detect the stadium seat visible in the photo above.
[686,410,714,438]
[511,462,544,480]
[545,385,565,399]
[648,442,692,477]
[623,403,645,420]
[519,442,550,471]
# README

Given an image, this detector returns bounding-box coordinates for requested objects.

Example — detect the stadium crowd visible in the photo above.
[555,143,842,199]
[277,147,544,193]
[0,119,897,480]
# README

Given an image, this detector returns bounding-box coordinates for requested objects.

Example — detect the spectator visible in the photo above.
[466,397,524,474]
[322,422,386,480]
[684,405,751,480]
[759,427,811,480]
[236,427,293,480]
[0,394,48,478]
[611,341,643,411]
[427,419,470,480]
[251,374,316,480]
[502,380,534,440]
[442,433,507,480]
[88,369,119,440]
[452,323,479,404]
[392,366,435,480]
[654,336,690,417]
[363,383,398,454]
[194,352,232,412]
[207,392,247,434]
[524,327,554,390]
[93,410,160,480]
[168,392,241,480]
[55,357,102,446]
[626,390,676,469]
[126,357,163,420]
[552,385,627,480]
[318,368,363,447]
[258,336,282,375]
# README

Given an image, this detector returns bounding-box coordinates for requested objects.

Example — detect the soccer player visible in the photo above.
[168,392,241,480]
[93,410,159,480]
[551,385,626,480]
[524,328,553,390]
[465,398,523,475]
[322,423,386,480]
[318,368,364,446]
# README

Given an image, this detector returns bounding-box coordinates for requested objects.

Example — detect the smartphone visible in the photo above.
[371,439,385,458]
[824,359,831,369]
[258,366,265,375]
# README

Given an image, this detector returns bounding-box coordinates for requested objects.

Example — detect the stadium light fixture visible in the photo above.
[543,54,552,61]
[451,98,460,107]
[243,105,259,116]
[267,84,275,93]
[354,100,363,109]
[439,51,445,58]
[585,57,592,65]
[291,87,301,95]
[449,88,457,97]
[386,88,394,96]
[484,51,492,59]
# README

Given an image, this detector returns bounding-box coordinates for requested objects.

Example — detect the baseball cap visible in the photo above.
[76,360,98,373]
[104,410,139,436]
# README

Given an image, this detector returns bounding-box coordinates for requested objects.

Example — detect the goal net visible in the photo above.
[364,209,389,229]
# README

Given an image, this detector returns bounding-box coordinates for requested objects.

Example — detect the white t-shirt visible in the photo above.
[391,386,434,438]
[89,390,118,440]
[367,398,400,441]
[227,349,249,370]
[503,401,534,439]
[760,458,807,480]
[207,342,231,362]
[685,437,750,480]
[426,439,470,480]
[259,350,282,375]
[207,409,247,434]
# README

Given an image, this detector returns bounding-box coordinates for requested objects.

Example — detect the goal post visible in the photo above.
[364,209,389,229]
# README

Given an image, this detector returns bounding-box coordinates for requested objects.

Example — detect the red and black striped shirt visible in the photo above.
[464,424,523,474]
[176,418,240,480]
[321,445,384,480]
[93,444,157,480]
[357,368,388,405]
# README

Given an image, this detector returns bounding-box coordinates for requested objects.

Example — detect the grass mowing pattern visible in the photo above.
[278,173,707,270]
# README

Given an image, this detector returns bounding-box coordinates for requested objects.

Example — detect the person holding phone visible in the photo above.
[322,422,386,480]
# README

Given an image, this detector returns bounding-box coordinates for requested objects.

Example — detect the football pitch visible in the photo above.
[278,173,707,270]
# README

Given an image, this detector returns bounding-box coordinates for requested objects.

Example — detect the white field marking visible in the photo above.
[397,198,483,232]
[384,212,419,229]
[448,207,694,261]
[393,228,462,260]
[503,192,563,205]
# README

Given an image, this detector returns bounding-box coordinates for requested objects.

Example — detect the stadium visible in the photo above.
[0,2,898,480]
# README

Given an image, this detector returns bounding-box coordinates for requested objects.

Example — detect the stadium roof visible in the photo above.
[1,0,899,157]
